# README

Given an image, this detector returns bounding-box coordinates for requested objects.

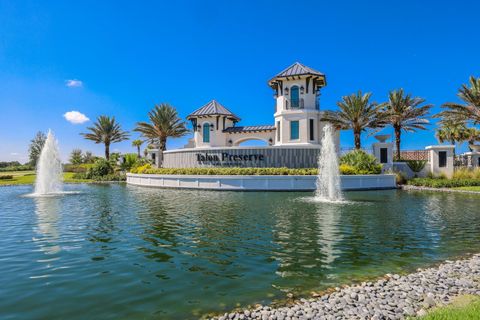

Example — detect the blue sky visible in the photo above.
[0,0,479,162]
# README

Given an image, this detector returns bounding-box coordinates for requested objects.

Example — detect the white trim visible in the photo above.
[425,145,455,150]
[163,145,321,154]
[127,173,397,191]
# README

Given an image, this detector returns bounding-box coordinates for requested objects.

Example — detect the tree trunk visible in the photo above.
[354,131,361,149]
[156,137,167,168]
[137,146,141,158]
[160,137,167,151]
[394,126,401,161]
[105,143,110,160]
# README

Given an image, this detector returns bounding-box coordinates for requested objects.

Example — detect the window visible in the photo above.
[151,153,156,161]
[290,120,299,140]
[380,148,388,164]
[203,123,210,143]
[290,86,299,108]
[277,121,281,141]
[309,119,314,141]
[439,151,447,168]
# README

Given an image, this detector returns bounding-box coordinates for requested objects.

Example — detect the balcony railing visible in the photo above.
[285,98,304,110]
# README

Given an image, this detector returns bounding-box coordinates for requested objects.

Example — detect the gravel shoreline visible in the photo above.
[209,254,480,320]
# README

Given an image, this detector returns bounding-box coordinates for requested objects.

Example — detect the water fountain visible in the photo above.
[33,130,63,195]
[315,124,343,202]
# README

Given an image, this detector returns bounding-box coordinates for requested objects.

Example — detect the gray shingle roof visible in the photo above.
[270,62,324,81]
[187,100,240,121]
[223,125,276,133]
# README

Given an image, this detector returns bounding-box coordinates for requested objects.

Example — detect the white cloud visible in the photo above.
[65,79,83,88]
[63,111,90,124]
[10,152,19,156]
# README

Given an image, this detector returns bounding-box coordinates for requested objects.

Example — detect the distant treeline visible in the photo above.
[0,161,34,172]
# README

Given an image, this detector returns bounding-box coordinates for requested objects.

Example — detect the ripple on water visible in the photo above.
[0,185,479,319]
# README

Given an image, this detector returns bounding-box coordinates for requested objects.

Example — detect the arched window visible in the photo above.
[203,123,210,143]
[291,85,300,108]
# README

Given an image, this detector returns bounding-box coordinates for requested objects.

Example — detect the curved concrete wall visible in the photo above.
[162,146,321,168]
[127,173,396,191]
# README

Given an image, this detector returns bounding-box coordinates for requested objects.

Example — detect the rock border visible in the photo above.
[209,254,480,320]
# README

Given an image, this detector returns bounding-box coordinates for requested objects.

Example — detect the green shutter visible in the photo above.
[203,124,210,143]
[290,121,299,140]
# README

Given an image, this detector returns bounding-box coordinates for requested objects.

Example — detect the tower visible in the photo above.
[268,62,327,145]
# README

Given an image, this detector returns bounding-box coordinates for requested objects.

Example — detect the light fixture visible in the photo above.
[210,123,214,131]
[285,87,289,95]
[300,86,304,94]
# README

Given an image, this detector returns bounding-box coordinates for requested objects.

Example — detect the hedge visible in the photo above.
[63,164,94,173]
[130,164,382,176]
[407,178,480,188]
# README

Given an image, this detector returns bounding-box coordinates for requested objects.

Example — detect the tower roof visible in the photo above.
[273,62,324,78]
[268,62,326,88]
[187,100,241,121]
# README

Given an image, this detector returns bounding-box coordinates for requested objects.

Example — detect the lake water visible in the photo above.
[1,184,479,319]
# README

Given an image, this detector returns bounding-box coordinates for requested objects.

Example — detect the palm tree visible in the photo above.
[381,89,432,160]
[435,120,468,156]
[437,76,480,124]
[132,139,143,157]
[81,115,129,160]
[465,127,480,148]
[320,91,384,149]
[134,103,189,151]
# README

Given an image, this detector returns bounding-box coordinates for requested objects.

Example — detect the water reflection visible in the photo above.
[316,204,342,268]
[34,196,61,255]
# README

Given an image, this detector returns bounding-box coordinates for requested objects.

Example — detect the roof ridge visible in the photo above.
[187,99,241,120]
[269,62,324,82]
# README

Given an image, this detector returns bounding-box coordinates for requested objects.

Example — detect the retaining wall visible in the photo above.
[126,173,397,191]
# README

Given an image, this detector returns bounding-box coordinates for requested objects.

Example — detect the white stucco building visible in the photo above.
[184,62,338,149]
[146,62,341,168]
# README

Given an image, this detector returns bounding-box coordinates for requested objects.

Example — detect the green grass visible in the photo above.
[415,295,480,319]
[454,186,480,192]
[0,171,91,185]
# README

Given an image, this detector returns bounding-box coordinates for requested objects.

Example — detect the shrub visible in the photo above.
[0,175,13,180]
[63,163,94,173]
[72,172,89,180]
[120,153,138,171]
[131,163,152,174]
[339,164,357,175]
[452,168,480,180]
[130,163,387,176]
[340,150,382,174]
[86,159,113,178]
[395,171,407,185]
[92,173,126,181]
[407,178,480,188]
[130,167,318,175]
[406,160,427,173]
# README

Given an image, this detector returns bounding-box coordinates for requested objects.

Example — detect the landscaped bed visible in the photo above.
[406,168,480,189]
